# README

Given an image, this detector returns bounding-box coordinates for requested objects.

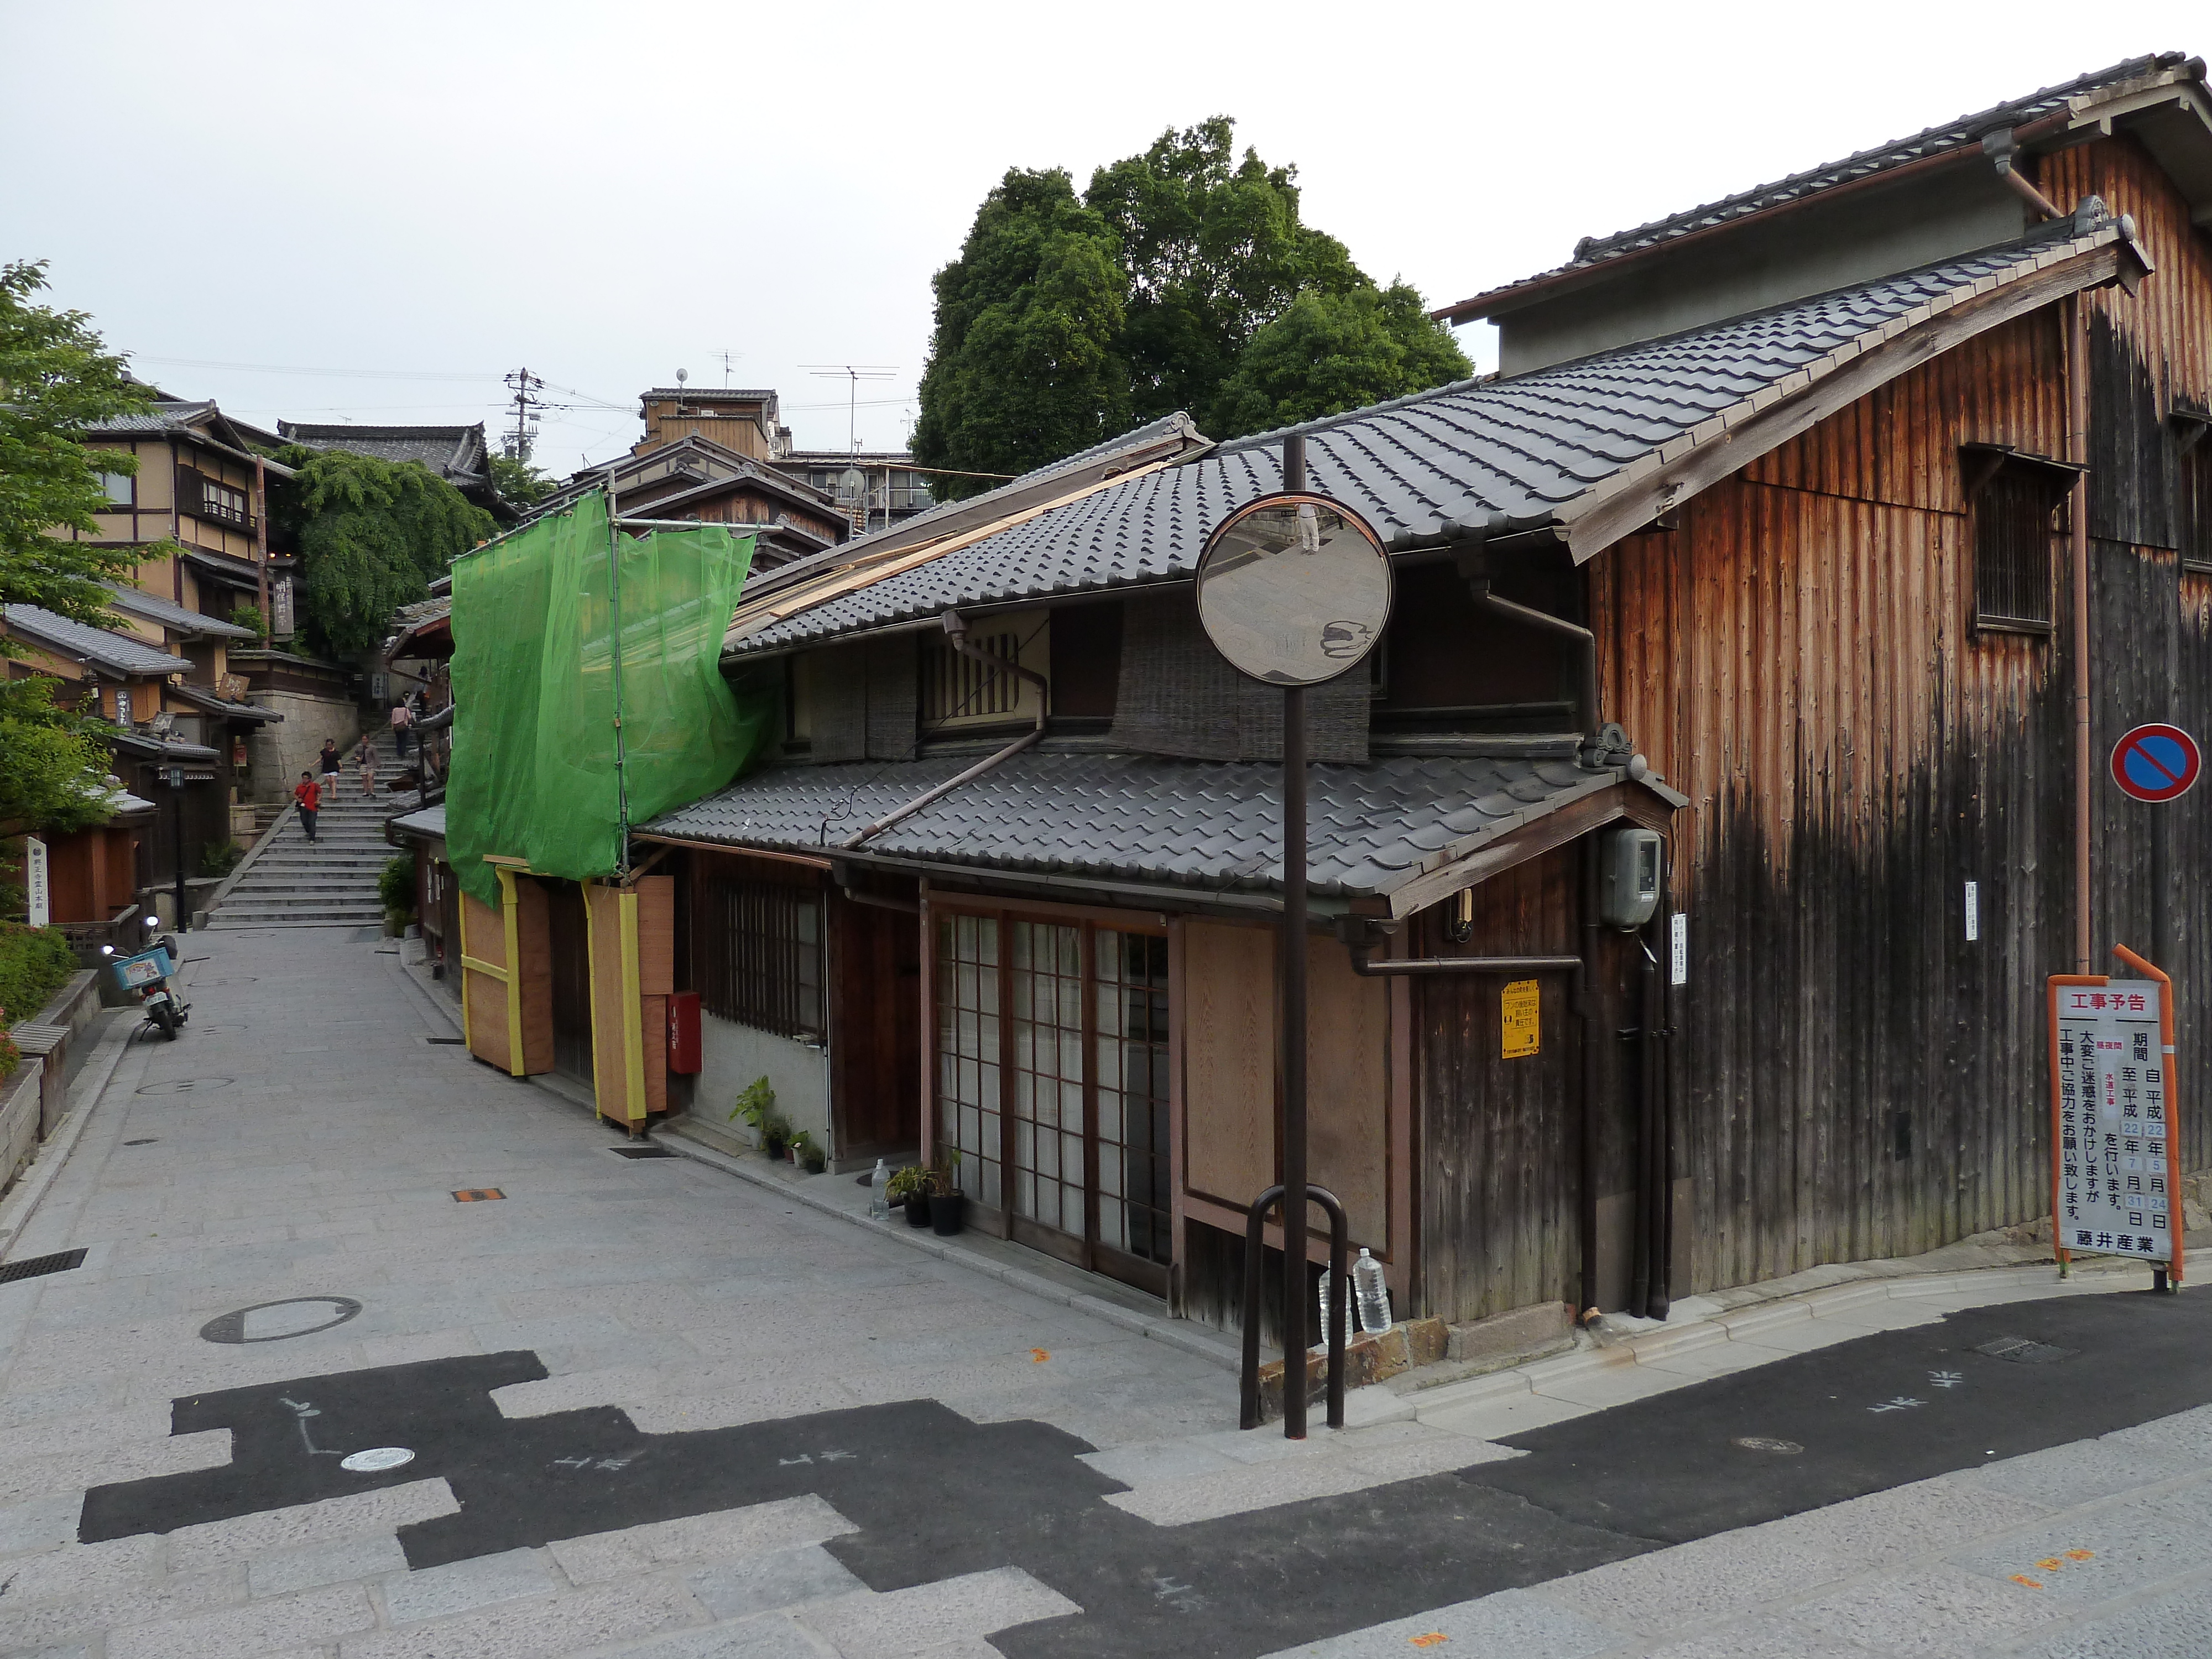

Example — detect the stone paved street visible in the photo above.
[2,927,2211,1658]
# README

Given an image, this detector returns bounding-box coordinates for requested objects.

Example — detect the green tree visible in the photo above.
[1086,118,1365,427]
[0,675,112,841]
[273,447,495,656]
[910,168,1130,495]
[0,260,151,627]
[489,452,558,508]
[1209,280,1473,439]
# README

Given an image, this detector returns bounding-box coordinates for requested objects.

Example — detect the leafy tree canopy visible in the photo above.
[914,122,1470,488]
[1209,280,1475,438]
[1087,118,1365,428]
[910,168,1130,493]
[0,260,151,628]
[272,446,495,656]
[0,674,114,840]
[489,452,559,508]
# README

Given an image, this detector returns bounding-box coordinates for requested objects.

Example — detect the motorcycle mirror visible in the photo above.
[143,916,160,930]
[101,945,116,956]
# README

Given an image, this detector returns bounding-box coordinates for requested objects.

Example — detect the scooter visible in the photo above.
[104,921,190,1040]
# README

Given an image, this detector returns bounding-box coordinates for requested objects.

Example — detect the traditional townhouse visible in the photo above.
[454,54,2212,1348]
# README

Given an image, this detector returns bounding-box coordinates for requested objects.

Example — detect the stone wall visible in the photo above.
[244,691,362,803]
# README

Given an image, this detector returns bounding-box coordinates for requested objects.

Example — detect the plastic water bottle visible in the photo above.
[1353,1247,1392,1335]
[1314,1270,1347,1350]
[867,1158,890,1220]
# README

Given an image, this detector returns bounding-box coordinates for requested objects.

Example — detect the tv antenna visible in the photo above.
[502,368,544,462]
[710,349,743,387]
[801,364,896,451]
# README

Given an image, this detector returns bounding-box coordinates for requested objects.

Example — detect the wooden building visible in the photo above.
[497,55,2212,1339]
[529,433,846,571]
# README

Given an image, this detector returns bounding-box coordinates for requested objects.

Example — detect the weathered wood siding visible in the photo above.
[1588,131,2212,1293]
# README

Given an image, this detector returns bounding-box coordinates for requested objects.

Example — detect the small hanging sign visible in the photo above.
[1501,978,1540,1058]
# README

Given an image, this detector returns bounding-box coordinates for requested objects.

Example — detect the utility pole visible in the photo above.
[503,369,545,462]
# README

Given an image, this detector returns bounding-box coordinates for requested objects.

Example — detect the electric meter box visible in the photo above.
[1599,827,1663,930]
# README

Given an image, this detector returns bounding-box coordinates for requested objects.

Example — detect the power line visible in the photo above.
[503,368,546,463]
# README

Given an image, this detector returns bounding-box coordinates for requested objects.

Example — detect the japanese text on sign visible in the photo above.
[1501,978,1540,1059]
[2053,979,2171,1262]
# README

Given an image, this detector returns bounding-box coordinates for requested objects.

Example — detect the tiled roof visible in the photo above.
[172,682,279,723]
[643,749,1679,901]
[3,604,191,676]
[390,804,446,839]
[1443,53,2193,319]
[80,400,218,436]
[104,583,255,640]
[734,226,2110,654]
[279,422,490,486]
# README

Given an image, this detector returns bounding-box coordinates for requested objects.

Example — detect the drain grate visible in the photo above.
[135,1078,232,1096]
[423,1036,466,1046]
[1975,1335,2079,1365]
[123,1138,160,1146]
[608,1144,677,1159]
[0,1249,88,1285]
[452,1188,505,1202]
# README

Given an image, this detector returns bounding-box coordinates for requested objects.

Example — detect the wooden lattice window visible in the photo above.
[919,630,1020,723]
[693,862,822,1040]
[1964,446,2077,635]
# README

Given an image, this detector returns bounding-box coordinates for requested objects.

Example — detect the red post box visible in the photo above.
[667,990,702,1074]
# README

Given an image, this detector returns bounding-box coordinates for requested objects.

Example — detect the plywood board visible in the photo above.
[1181,920,1275,1214]
[585,883,639,1121]
[643,993,667,1113]
[635,875,674,996]
[512,876,555,1075]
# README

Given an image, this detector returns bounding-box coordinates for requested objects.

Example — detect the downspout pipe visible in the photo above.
[837,609,1048,851]
[1448,524,1600,756]
[2069,295,2093,972]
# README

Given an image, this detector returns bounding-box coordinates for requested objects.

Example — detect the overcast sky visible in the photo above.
[3,3,2203,476]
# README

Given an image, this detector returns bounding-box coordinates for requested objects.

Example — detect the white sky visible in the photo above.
[3,2,2203,476]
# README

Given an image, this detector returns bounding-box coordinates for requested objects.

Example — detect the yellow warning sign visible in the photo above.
[1501,978,1540,1058]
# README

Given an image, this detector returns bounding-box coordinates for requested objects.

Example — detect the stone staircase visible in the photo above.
[206,731,421,930]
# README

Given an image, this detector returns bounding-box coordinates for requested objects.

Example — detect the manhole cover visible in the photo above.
[1733,1437,1804,1454]
[1975,1335,2078,1365]
[135,1079,233,1095]
[341,1447,416,1473]
[200,1296,363,1344]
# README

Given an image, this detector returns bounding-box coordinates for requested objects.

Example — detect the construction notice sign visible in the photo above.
[2049,962,2182,1270]
[1501,979,1540,1059]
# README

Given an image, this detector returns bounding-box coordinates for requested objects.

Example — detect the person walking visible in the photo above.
[355,734,377,800]
[390,697,413,759]
[293,771,321,843]
[317,740,341,802]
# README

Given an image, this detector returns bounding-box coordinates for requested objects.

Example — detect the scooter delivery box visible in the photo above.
[109,947,175,993]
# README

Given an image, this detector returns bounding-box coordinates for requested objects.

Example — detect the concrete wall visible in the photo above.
[697,1010,829,1151]
[245,691,361,803]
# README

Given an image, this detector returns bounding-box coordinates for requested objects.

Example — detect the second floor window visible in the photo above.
[200,477,248,525]
[920,630,1021,723]
[99,472,134,505]
[1965,447,2075,634]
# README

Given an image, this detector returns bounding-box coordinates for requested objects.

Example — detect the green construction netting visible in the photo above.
[447,489,769,906]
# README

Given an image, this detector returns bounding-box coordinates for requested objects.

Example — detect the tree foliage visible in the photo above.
[273,447,495,656]
[0,674,112,840]
[910,168,1130,492]
[0,260,151,627]
[1088,118,1365,429]
[489,452,558,508]
[1209,281,1475,438]
[914,121,1472,488]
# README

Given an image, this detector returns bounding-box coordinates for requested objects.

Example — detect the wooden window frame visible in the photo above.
[1962,444,2080,637]
[927,893,1171,1297]
[2176,414,2212,576]
[691,855,825,1041]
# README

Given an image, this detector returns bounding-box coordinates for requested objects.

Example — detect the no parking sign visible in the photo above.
[2110,724,2201,804]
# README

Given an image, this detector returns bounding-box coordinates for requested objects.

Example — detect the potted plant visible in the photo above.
[791,1130,826,1175]
[729,1077,789,1161]
[928,1150,966,1236]
[887,1164,932,1226]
